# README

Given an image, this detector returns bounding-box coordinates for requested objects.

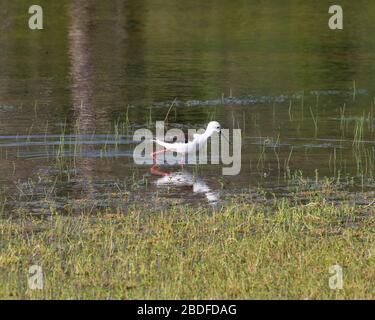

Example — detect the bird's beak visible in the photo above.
[220,131,230,144]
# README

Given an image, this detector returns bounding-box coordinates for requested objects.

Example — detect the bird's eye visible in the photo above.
[217,126,220,129]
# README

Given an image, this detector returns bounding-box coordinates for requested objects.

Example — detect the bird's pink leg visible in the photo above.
[179,156,185,169]
[151,149,166,162]
[150,149,170,176]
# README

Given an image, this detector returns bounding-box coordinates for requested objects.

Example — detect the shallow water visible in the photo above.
[1,1,375,213]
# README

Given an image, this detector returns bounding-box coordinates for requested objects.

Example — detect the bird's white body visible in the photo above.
[152,121,223,155]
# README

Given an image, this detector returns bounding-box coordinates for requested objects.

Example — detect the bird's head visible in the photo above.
[206,121,222,134]
[206,121,230,143]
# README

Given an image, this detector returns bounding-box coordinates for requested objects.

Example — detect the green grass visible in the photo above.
[0,197,374,299]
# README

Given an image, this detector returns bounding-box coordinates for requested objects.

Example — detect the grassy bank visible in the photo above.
[0,198,374,299]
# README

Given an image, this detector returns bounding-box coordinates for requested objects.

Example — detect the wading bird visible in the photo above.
[151,121,229,167]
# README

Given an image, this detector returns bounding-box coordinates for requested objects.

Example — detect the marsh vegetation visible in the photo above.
[1,0,375,299]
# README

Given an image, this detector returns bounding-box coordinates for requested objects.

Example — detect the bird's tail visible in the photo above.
[151,139,170,149]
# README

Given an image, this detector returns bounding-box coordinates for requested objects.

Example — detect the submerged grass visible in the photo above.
[0,198,374,300]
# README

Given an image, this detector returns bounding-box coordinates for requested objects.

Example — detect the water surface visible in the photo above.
[1,1,375,213]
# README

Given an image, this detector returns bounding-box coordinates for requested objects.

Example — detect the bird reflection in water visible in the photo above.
[150,165,219,205]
